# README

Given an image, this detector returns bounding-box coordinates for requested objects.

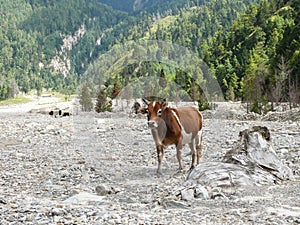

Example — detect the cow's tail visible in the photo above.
[196,111,203,162]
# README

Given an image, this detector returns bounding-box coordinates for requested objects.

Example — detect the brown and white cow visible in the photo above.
[142,98,203,175]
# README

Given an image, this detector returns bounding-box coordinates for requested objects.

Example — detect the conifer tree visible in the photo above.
[79,82,93,112]
[159,69,167,89]
[243,43,270,114]
[95,85,112,113]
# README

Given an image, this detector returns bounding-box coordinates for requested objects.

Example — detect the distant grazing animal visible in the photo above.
[142,98,203,175]
[49,110,59,117]
[62,112,71,117]
[132,101,141,114]
[49,109,71,117]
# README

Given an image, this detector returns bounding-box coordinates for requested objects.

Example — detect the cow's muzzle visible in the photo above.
[147,121,157,128]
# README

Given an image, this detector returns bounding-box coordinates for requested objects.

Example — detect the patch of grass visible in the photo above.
[55,93,75,102]
[0,96,32,106]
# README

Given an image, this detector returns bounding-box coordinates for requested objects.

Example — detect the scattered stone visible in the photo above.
[0,100,299,224]
[119,197,138,203]
[0,197,7,204]
[63,192,106,204]
[194,185,209,199]
[181,189,194,201]
[159,199,190,209]
[95,184,112,196]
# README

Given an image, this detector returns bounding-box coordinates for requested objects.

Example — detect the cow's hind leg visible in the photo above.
[176,141,184,172]
[188,138,197,171]
[196,130,203,165]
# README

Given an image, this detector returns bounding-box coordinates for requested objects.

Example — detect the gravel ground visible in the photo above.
[0,98,299,224]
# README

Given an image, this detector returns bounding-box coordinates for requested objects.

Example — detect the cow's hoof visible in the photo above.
[156,171,163,178]
[189,166,195,172]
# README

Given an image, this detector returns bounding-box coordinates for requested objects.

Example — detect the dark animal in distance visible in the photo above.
[142,98,203,175]
[132,101,141,114]
[49,109,71,117]
[62,112,71,117]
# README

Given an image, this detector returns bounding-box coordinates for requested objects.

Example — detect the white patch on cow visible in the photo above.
[157,109,162,116]
[152,102,156,108]
[192,110,202,145]
[199,110,203,122]
[197,129,202,146]
[198,129,202,138]
[171,110,192,145]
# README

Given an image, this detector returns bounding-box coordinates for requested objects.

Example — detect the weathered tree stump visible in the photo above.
[185,126,293,190]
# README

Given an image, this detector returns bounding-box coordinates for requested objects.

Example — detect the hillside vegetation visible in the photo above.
[203,0,300,112]
[0,0,299,112]
[0,0,127,99]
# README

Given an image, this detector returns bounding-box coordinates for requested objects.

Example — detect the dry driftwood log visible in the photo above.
[186,126,293,188]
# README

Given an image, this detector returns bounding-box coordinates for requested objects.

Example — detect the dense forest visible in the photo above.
[0,0,299,112]
[97,0,204,14]
[0,0,127,99]
[203,0,300,112]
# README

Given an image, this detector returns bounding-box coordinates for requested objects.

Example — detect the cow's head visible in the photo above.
[142,98,168,128]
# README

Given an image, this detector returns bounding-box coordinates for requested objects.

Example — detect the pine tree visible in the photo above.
[10,79,20,98]
[79,82,93,112]
[243,43,270,114]
[190,81,200,103]
[95,85,112,113]
[159,68,167,89]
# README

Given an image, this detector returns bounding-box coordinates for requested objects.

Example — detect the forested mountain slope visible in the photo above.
[97,0,199,13]
[0,0,255,100]
[104,0,300,111]
[83,0,260,104]
[0,0,128,99]
[202,0,300,111]
[0,0,299,110]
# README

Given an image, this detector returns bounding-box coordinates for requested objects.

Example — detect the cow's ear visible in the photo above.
[142,98,149,105]
[161,98,168,109]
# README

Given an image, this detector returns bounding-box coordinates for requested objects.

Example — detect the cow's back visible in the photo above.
[176,106,202,135]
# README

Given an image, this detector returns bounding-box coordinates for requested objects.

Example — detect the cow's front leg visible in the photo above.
[156,145,164,176]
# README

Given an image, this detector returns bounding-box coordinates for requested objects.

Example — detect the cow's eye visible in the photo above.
[157,109,162,116]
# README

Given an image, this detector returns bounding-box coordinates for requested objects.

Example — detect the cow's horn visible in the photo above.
[142,98,149,105]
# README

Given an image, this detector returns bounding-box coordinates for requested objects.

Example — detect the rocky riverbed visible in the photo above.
[0,98,299,224]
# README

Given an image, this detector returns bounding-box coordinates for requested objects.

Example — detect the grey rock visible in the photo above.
[95,184,112,196]
[63,192,106,204]
[0,197,7,204]
[194,185,209,199]
[181,188,194,201]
